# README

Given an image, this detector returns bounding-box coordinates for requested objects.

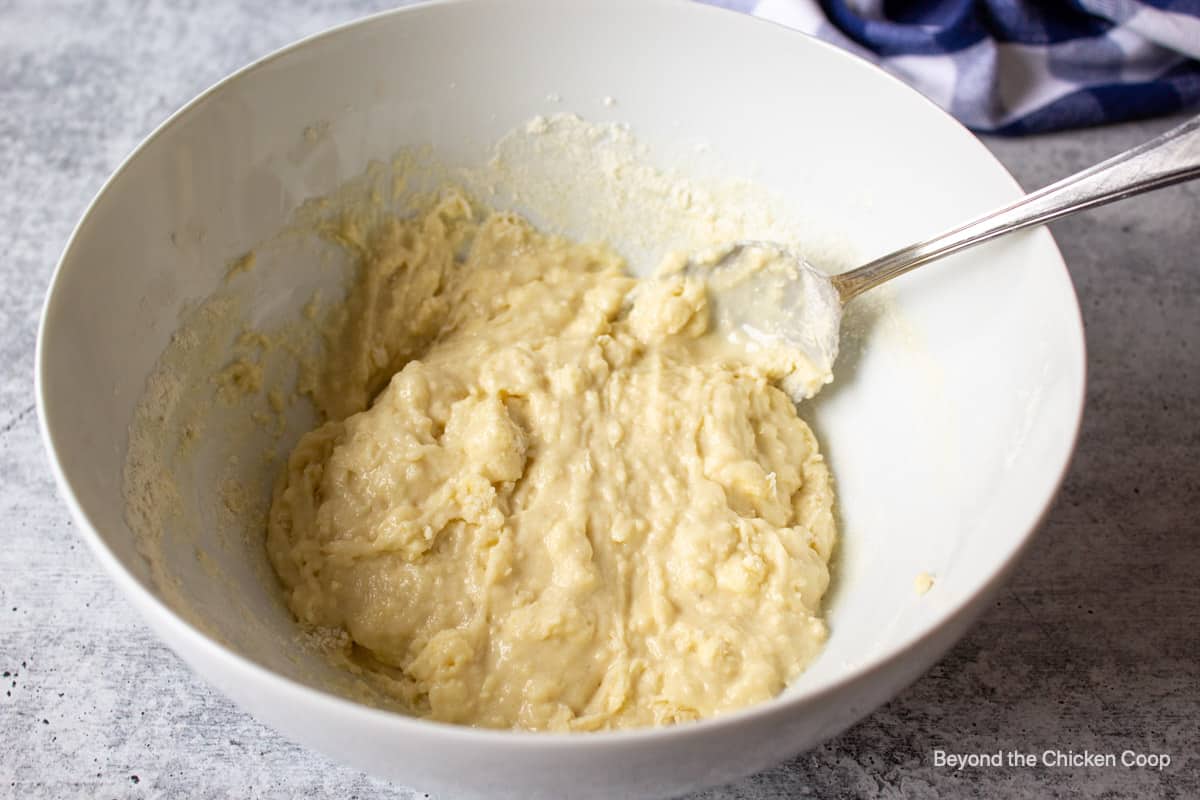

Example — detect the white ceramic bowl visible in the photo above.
[36,1,1085,797]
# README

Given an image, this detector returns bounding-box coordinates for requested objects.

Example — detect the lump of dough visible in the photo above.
[267,193,837,731]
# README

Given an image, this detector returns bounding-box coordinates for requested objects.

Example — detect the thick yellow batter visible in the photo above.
[267,192,836,731]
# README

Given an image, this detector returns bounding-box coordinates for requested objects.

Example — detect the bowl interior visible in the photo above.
[39,0,1083,719]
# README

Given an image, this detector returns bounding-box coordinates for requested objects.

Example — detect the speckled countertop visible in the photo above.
[2,2,1198,798]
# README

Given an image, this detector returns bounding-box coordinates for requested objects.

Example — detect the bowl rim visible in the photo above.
[35,0,1087,748]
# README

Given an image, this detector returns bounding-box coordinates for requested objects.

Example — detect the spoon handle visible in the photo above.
[831,114,1200,303]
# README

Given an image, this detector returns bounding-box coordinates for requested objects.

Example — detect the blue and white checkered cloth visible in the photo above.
[702,1,1200,134]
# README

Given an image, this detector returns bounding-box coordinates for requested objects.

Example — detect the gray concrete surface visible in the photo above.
[2,2,1197,798]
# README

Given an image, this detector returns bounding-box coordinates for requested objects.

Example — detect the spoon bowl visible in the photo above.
[685,241,843,396]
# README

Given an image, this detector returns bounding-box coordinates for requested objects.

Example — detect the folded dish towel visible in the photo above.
[703,0,1200,134]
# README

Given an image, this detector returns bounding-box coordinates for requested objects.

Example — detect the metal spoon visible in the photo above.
[692,115,1200,390]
